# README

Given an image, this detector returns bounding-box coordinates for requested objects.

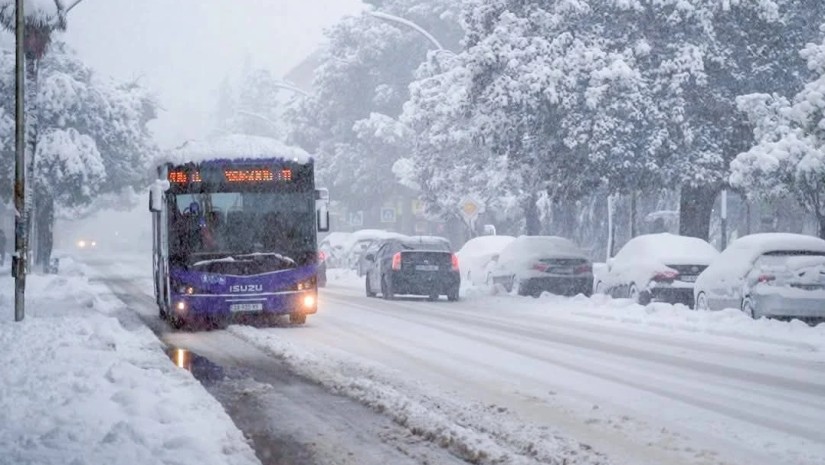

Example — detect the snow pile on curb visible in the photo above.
[228,325,610,465]
[0,259,260,465]
[455,284,825,354]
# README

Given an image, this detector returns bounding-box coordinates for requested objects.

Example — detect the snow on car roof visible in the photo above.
[343,230,407,252]
[726,233,825,254]
[502,235,586,258]
[163,134,312,165]
[319,232,352,248]
[620,233,718,264]
[458,235,516,255]
[697,233,825,286]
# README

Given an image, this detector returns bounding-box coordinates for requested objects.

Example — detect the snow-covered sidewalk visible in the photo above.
[0,258,260,465]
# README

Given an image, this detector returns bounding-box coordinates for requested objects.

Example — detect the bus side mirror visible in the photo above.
[317,206,330,232]
[149,185,163,213]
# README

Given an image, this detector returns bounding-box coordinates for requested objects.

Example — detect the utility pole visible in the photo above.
[13,0,26,321]
[720,189,728,250]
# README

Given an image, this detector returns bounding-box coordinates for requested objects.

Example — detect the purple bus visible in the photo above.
[149,157,329,329]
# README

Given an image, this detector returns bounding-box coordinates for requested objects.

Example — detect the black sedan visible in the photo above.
[364,237,460,301]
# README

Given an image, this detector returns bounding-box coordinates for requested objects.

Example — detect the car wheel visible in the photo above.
[365,275,376,297]
[741,297,758,319]
[629,284,651,305]
[514,277,532,297]
[289,313,307,325]
[696,292,709,311]
[447,287,459,302]
[595,281,606,295]
[382,276,395,300]
[169,314,186,330]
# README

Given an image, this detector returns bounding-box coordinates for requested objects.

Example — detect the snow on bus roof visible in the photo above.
[164,134,312,165]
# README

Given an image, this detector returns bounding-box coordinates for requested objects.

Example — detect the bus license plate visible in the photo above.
[230,303,263,312]
[416,265,439,271]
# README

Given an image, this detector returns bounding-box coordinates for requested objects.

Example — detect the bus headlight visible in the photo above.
[303,295,316,308]
[176,285,196,295]
[295,279,315,291]
[175,301,187,313]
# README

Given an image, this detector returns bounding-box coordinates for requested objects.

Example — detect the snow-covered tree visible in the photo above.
[0,41,159,267]
[218,69,298,141]
[289,0,462,221]
[731,25,825,238]
[405,0,825,239]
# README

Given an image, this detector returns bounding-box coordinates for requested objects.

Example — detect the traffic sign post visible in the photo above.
[380,207,397,224]
[459,195,484,232]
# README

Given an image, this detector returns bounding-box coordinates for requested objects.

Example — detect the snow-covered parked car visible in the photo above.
[488,236,593,297]
[343,229,407,270]
[694,233,825,320]
[318,232,352,269]
[596,233,718,307]
[455,235,516,285]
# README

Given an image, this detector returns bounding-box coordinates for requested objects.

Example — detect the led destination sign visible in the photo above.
[168,168,293,184]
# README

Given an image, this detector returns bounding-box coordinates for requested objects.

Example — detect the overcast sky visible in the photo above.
[61,0,364,149]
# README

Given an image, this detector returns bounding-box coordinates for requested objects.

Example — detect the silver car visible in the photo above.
[694,233,825,320]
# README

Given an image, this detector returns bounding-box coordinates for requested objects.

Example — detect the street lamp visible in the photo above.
[272,80,309,98]
[367,11,450,53]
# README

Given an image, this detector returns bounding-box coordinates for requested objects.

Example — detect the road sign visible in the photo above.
[349,211,364,227]
[459,196,484,224]
[412,199,425,216]
[380,207,396,223]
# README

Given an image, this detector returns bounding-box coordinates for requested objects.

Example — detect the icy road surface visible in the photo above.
[93,255,825,465]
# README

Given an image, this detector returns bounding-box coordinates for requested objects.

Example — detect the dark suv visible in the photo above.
[364,237,460,301]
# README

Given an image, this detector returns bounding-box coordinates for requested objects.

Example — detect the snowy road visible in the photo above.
[92,261,469,465]
[90,255,825,465]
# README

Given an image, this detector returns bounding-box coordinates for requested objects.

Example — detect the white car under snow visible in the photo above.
[455,235,515,285]
[597,233,718,307]
[488,236,593,297]
[694,233,825,320]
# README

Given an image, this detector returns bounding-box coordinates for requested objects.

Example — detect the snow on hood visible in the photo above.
[163,134,312,165]
[697,233,825,290]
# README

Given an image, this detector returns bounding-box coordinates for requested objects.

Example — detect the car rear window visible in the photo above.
[401,241,450,252]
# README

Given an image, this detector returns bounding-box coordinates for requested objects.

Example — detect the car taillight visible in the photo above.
[532,262,549,272]
[575,263,592,274]
[652,270,679,282]
[318,251,326,262]
[757,274,775,283]
[392,252,402,270]
[451,254,460,271]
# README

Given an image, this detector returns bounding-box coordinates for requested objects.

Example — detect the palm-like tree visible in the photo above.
[0,0,87,270]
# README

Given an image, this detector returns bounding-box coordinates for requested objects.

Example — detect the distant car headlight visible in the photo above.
[77,240,87,248]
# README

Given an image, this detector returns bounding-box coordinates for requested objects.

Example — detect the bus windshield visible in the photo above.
[169,191,316,266]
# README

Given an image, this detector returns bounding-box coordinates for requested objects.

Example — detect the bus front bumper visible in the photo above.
[172,290,318,319]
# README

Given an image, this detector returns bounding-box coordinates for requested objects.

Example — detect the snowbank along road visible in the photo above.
[89,254,825,465]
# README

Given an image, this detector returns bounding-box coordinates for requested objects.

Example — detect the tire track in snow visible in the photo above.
[322,293,825,445]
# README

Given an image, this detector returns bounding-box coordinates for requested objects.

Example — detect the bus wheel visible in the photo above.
[290,313,307,325]
[169,315,186,330]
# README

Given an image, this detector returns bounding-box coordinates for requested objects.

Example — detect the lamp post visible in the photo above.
[367,11,446,52]
[13,0,25,321]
